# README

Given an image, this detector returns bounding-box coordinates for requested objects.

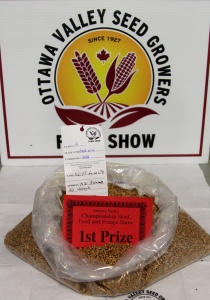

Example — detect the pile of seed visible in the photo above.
[4,184,210,297]
[108,183,159,215]
[80,243,131,265]
[108,183,140,197]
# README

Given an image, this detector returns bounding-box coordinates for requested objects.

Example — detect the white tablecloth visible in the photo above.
[1,164,210,300]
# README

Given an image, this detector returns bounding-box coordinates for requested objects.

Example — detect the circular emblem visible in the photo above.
[54,28,157,128]
[86,126,101,141]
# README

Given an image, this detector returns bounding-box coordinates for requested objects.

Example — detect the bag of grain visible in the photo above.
[4,164,210,296]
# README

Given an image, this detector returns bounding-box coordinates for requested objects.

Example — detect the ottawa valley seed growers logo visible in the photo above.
[37,9,172,146]
[125,289,166,300]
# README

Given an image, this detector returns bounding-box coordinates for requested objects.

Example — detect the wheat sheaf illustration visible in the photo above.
[71,51,137,118]
[55,50,158,128]
[72,51,102,103]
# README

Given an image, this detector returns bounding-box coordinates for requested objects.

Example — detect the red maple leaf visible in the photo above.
[97,49,110,64]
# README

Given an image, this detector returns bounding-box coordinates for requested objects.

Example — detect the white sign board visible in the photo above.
[0,1,210,165]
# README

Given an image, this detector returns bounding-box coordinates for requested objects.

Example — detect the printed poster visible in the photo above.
[0,1,210,165]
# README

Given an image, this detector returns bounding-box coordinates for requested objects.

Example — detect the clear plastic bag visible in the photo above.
[32,163,178,282]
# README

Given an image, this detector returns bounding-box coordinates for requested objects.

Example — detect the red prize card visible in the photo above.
[62,195,153,247]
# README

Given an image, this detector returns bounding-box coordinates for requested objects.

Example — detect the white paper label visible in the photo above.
[61,125,108,195]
